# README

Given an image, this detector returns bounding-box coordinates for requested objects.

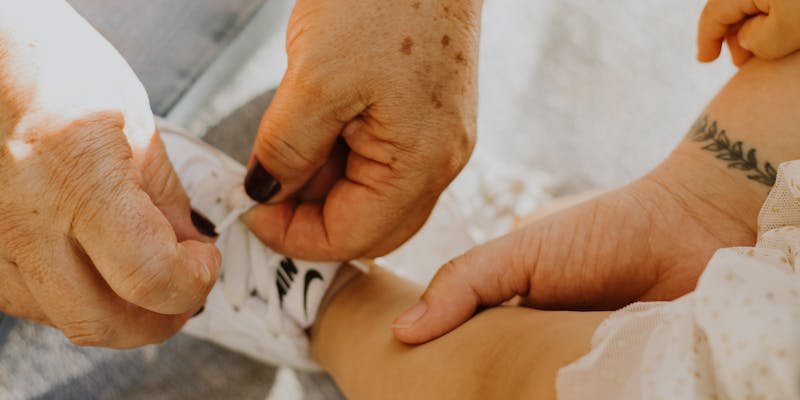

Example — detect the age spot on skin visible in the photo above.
[412,2,420,10]
[455,52,465,64]
[441,35,451,48]
[401,37,414,55]
[431,94,443,109]
[443,6,450,16]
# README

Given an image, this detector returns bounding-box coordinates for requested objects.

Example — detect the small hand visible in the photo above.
[698,0,800,66]
[243,0,482,260]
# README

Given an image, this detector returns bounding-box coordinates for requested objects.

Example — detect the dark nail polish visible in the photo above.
[191,209,218,237]
[192,305,205,317]
[244,161,281,203]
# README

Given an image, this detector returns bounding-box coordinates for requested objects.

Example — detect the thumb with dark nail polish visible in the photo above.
[244,161,281,203]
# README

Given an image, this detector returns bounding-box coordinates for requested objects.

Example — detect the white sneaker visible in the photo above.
[158,122,347,371]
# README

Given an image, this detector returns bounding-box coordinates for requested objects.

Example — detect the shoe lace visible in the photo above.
[177,152,277,313]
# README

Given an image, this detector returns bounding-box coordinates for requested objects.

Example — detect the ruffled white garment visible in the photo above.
[557,161,800,399]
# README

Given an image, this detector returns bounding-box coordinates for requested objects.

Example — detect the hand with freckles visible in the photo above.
[243,0,483,261]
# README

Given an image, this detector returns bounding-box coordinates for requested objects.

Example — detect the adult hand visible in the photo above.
[244,0,482,260]
[697,0,800,66]
[393,132,767,344]
[0,2,220,347]
[397,8,800,344]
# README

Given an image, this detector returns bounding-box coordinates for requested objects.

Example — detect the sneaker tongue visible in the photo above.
[220,222,251,308]
[247,232,278,301]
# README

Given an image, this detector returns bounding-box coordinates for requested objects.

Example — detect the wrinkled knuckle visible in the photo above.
[119,252,175,307]
[438,258,464,280]
[73,178,131,228]
[62,319,115,347]
[73,111,127,131]
[426,152,467,193]
[447,142,472,176]
[285,64,359,116]
[1,217,39,255]
[439,124,475,176]
[285,64,330,100]
[58,114,128,166]
[326,235,364,261]
[138,151,183,203]
[63,151,133,220]
[256,131,316,175]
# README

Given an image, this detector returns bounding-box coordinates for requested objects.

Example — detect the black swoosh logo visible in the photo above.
[303,269,324,319]
[276,258,298,307]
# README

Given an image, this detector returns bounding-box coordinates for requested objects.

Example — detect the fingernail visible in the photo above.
[192,305,205,317]
[244,161,281,203]
[392,300,427,329]
[190,209,218,237]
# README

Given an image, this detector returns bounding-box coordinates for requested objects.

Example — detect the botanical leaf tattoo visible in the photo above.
[689,115,777,187]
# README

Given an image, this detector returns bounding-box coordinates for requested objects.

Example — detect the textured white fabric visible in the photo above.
[381,155,554,284]
[557,161,800,400]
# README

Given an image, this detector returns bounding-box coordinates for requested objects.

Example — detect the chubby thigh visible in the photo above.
[313,266,609,400]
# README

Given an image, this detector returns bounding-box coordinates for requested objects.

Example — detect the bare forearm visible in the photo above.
[649,52,800,239]
[312,266,608,399]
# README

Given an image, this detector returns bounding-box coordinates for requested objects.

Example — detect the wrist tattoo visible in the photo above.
[689,115,777,187]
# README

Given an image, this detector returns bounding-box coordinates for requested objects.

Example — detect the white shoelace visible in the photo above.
[174,150,276,309]
[176,152,257,232]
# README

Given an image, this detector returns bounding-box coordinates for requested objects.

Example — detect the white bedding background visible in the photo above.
[475,0,734,191]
